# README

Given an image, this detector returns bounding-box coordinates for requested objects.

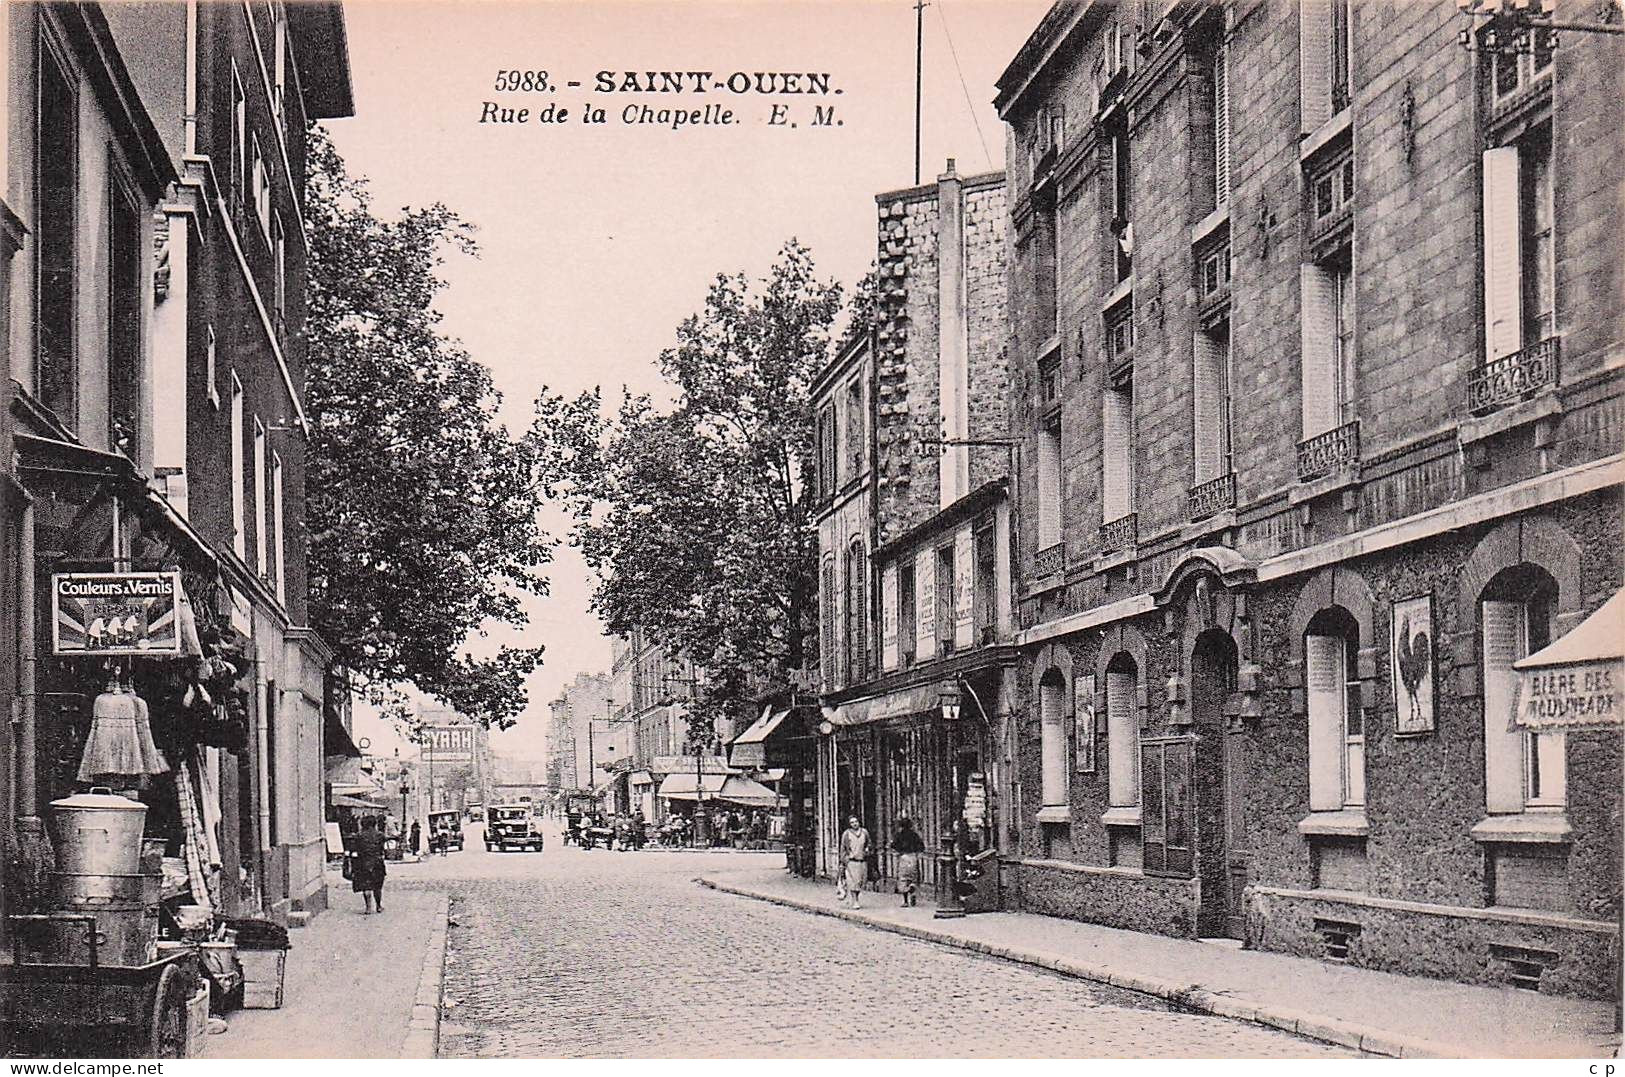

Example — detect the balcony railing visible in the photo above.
[1187,473,1236,521]
[1034,542,1065,579]
[1100,512,1138,554]
[1297,420,1360,482]
[1467,337,1560,415]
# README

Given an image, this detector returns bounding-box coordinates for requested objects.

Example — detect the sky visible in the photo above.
[326,0,1051,762]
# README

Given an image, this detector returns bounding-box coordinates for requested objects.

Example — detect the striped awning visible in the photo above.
[822,683,942,728]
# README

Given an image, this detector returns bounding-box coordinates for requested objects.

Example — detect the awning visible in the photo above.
[822,683,943,728]
[657,772,727,800]
[331,781,384,798]
[324,712,362,759]
[651,754,735,776]
[714,776,782,807]
[331,794,387,812]
[729,706,791,769]
[1512,590,1623,731]
[628,770,655,787]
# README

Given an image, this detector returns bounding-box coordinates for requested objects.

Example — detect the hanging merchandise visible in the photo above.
[78,673,170,782]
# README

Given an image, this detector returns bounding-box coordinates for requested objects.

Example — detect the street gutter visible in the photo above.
[401,892,450,1058]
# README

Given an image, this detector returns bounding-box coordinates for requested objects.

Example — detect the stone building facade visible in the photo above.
[995,0,1621,997]
[814,166,1019,889]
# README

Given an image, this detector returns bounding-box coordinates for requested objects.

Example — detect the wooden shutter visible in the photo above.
[821,561,836,689]
[1482,600,1527,813]
[953,526,974,650]
[1040,681,1068,808]
[1300,0,1333,134]
[880,564,899,671]
[1107,670,1139,807]
[1141,742,1166,872]
[1037,423,1061,549]
[1300,264,1339,438]
[1102,386,1132,521]
[1306,634,1346,811]
[915,548,936,661]
[1481,147,1524,362]
[1214,44,1231,204]
[1193,331,1224,485]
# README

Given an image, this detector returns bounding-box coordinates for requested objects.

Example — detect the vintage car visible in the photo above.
[428,809,465,852]
[485,804,544,852]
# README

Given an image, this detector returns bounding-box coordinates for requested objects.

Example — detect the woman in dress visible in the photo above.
[349,814,388,914]
[892,818,925,907]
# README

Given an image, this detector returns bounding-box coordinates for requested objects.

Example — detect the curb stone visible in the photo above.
[696,875,1481,1059]
[400,893,450,1059]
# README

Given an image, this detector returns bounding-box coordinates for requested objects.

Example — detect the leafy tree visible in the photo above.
[534,241,843,733]
[304,127,550,729]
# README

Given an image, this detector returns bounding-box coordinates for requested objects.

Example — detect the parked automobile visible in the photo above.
[486,804,545,852]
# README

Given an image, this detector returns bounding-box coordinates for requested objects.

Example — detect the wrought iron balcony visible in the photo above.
[1034,542,1065,579]
[1187,473,1236,521]
[1100,512,1138,554]
[1297,420,1360,483]
[1467,337,1560,415]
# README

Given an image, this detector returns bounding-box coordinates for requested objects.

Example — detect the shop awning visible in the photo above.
[657,772,728,800]
[822,683,943,728]
[331,794,387,812]
[628,770,655,787]
[1512,590,1623,731]
[714,776,782,807]
[324,712,362,759]
[331,781,385,798]
[729,706,792,769]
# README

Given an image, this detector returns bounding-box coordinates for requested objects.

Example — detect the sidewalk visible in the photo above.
[201,883,448,1059]
[698,868,1621,1059]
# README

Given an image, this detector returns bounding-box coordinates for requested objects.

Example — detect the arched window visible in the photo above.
[1039,670,1068,809]
[1305,608,1363,812]
[1106,654,1139,809]
[1481,565,1562,812]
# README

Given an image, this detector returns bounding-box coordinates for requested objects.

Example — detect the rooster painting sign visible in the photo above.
[1391,594,1435,735]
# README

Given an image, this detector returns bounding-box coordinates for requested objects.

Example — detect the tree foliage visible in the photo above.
[303,126,550,728]
[534,241,842,732]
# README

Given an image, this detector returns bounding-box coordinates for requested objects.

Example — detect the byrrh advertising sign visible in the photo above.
[51,572,182,656]
[423,725,476,764]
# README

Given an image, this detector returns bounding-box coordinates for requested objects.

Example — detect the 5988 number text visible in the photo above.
[493,70,552,92]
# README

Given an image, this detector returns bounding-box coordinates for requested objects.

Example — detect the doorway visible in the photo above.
[1191,629,1244,938]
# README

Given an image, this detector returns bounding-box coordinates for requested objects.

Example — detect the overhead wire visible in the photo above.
[936,0,995,171]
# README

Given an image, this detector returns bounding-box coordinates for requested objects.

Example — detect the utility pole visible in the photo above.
[914,0,927,185]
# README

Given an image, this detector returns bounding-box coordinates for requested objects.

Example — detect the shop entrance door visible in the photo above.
[1192,629,1243,939]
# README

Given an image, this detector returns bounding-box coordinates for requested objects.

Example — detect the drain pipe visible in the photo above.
[15,490,45,896]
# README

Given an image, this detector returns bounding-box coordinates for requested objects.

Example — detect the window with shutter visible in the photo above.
[1300,264,1340,438]
[935,545,955,656]
[915,549,937,661]
[37,32,77,426]
[1334,264,1356,427]
[1299,0,1333,135]
[1040,676,1068,808]
[845,379,865,482]
[1102,376,1134,523]
[1481,599,1527,813]
[1521,126,1555,349]
[881,564,899,671]
[898,561,916,666]
[1107,668,1139,808]
[1214,44,1231,207]
[1306,634,1347,812]
[846,541,867,683]
[1481,147,1523,363]
[821,561,837,689]
[1192,325,1234,485]
[1037,418,1062,550]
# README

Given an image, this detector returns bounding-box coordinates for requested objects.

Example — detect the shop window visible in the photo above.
[1106,658,1139,810]
[1306,608,1364,812]
[36,33,78,426]
[1039,671,1068,810]
[1142,738,1195,877]
[1481,567,1562,813]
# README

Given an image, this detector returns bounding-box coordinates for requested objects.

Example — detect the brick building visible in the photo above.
[994,0,1620,996]
[813,165,1017,889]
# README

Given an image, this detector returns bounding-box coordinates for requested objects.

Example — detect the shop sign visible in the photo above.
[423,724,475,763]
[51,572,182,656]
[962,772,987,828]
[1516,661,1621,731]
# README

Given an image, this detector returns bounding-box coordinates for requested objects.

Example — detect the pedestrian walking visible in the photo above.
[348,815,388,915]
[892,817,925,907]
[838,815,870,909]
[408,820,421,856]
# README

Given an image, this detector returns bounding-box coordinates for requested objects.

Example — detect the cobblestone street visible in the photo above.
[393,823,1352,1058]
